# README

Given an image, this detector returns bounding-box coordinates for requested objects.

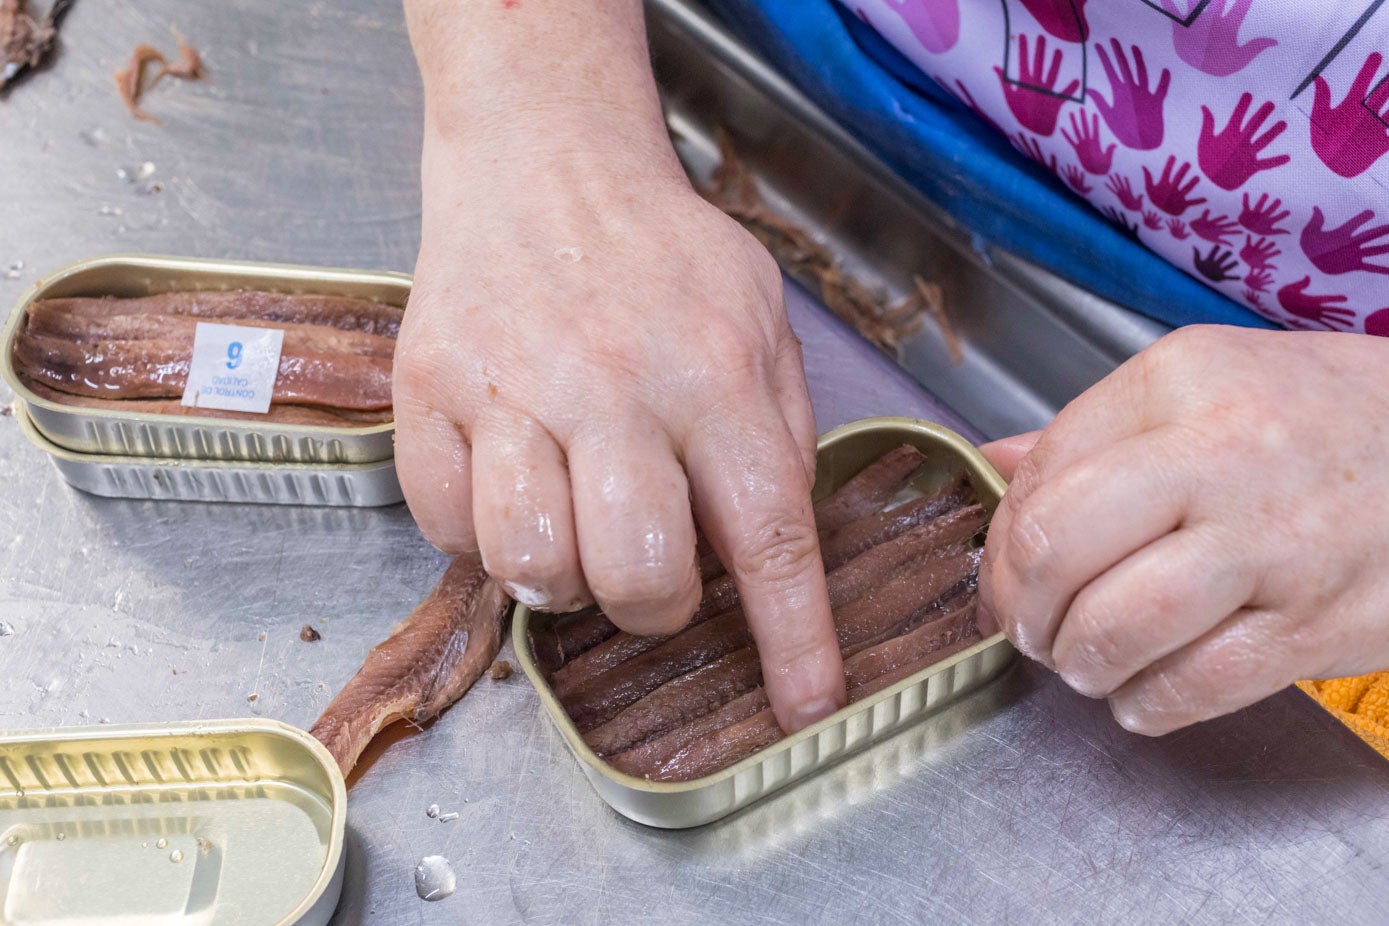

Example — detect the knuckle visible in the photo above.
[483,540,570,591]
[1003,495,1059,582]
[1056,593,1129,696]
[586,557,692,609]
[732,518,821,586]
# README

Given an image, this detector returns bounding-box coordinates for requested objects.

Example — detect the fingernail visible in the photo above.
[786,696,840,733]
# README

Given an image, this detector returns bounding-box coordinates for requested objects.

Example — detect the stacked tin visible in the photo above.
[1,254,408,507]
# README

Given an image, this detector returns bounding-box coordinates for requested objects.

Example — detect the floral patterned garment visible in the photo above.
[844,0,1389,333]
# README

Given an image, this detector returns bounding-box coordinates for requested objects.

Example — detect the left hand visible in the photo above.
[977,325,1389,735]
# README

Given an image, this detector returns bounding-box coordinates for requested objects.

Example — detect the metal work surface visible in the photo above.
[0,1,1385,924]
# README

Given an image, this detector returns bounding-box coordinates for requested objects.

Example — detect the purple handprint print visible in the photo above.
[1143,210,1164,230]
[1198,93,1290,191]
[1365,308,1389,337]
[1238,193,1290,236]
[1012,133,1059,171]
[1161,0,1276,77]
[1243,289,1265,310]
[1061,112,1115,175]
[1106,173,1144,210]
[1091,40,1170,150]
[1311,52,1389,179]
[1244,268,1274,292]
[1300,207,1389,276]
[1192,244,1240,283]
[884,0,959,55]
[1018,0,1088,42]
[1240,235,1280,271]
[1143,156,1205,216]
[1167,218,1190,240]
[1276,277,1355,329]
[996,34,1079,136]
[950,81,1005,134]
[1101,205,1141,239]
[1061,163,1092,194]
[1191,210,1240,245]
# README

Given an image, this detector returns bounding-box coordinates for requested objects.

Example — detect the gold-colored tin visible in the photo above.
[0,254,408,465]
[0,719,347,925]
[16,402,403,507]
[514,416,1016,828]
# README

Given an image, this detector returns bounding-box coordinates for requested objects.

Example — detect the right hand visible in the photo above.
[393,111,846,733]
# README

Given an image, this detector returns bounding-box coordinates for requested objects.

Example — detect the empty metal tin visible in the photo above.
[0,253,407,464]
[0,719,347,925]
[514,416,1016,828]
[16,401,404,507]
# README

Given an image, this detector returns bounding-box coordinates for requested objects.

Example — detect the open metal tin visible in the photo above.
[0,253,407,465]
[514,416,1016,828]
[0,719,347,925]
[15,401,403,507]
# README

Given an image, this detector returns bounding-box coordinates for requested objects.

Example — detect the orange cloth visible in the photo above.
[1299,674,1389,759]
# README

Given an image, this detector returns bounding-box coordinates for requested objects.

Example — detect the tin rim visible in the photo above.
[0,252,406,438]
[513,416,1009,795]
[0,717,348,925]
[13,399,398,474]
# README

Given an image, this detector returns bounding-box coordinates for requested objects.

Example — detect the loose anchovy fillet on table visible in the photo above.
[310,554,510,777]
[529,444,991,782]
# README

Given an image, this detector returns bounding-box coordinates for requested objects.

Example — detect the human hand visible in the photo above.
[1091,40,1170,150]
[979,325,1389,735]
[396,119,845,732]
[1312,52,1389,178]
[995,34,1078,136]
[1300,207,1389,276]
[1198,92,1289,191]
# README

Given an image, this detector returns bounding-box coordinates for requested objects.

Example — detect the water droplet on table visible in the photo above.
[155,838,167,849]
[414,855,456,901]
[169,849,184,863]
[4,261,23,280]
[437,812,459,823]
[137,162,156,180]
[0,621,15,636]
[55,832,65,841]
[425,804,440,819]
[6,835,19,847]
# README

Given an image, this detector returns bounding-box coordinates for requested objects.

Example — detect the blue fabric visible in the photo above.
[701,0,1276,331]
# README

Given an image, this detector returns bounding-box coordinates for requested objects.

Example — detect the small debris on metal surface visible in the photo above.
[0,0,72,94]
[114,27,204,123]
[702,129,947,359]
[300,624,322,643]
[488,660,513,681]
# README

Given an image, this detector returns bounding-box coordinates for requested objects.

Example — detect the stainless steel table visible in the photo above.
[1,2,1387,923]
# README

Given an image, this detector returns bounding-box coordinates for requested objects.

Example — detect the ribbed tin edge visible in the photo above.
[16,401,403,507]
[0,253,405,464]
[515,417,1016,828]
[0,718,347,926]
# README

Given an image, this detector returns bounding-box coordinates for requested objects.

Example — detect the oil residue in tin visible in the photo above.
[414,855,456,902]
